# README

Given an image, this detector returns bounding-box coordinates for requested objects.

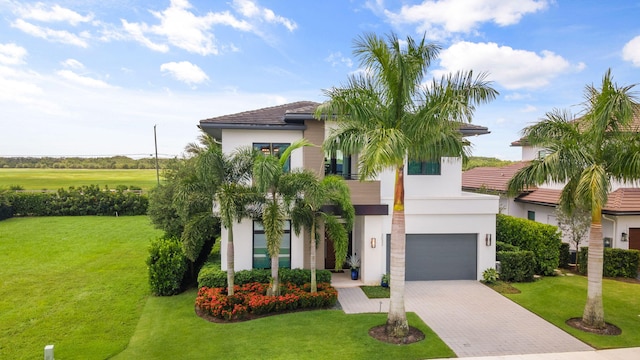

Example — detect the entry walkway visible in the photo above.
[336,280,595,358]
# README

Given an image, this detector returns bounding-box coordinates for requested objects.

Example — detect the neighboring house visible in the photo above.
[199,101,499,284]
[462,116,640,252]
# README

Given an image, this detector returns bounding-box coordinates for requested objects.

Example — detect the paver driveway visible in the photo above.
[337,280,593,358]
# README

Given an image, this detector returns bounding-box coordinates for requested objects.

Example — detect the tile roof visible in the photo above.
[515,187,640,214]
[462,162,532,192]
[200,101,320,125]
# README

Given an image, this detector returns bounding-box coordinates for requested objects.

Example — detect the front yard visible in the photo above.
[504,274,640,349]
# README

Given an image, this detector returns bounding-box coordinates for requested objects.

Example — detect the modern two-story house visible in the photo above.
[199,101,499,284]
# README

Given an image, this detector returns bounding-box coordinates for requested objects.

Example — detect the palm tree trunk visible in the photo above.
[386,166,409,337]
[582,218,605,328]
[310,220,317,293]
[269,256,280,296]
[226,226,235,296]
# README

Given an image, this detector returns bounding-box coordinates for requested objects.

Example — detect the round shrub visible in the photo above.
[147,237,188,296]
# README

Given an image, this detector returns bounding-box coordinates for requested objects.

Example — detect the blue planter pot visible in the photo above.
[351,269,359,280]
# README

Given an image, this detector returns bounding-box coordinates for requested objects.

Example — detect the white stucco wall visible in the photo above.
[221,129,305,169]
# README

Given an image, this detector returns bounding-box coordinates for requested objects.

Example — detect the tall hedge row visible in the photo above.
[496,214,561,276]
[577,247,640,278]
[4,185,148,216]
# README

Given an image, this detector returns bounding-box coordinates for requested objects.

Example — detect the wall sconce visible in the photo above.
[485,233,492,246]
[621,232,628,242]
[370,237,377,248]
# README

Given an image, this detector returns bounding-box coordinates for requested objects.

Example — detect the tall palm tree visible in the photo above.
[198,146,259,296]
[253,139,311,296]
[287,172,355,293]
[316,32,497,338]
[507,69,640,329]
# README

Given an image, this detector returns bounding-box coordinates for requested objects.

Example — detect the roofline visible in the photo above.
[601,210,640,216]
[199,122,307,131]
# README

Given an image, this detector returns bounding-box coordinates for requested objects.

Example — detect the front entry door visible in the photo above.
[324,232,352,270]
[629,228,640,251]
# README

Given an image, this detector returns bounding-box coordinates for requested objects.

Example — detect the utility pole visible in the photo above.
[154,124,160,185]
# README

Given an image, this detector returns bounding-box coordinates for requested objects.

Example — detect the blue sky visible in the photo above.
[1,0,639,160]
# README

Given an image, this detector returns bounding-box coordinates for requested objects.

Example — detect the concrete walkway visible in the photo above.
[337,280,596,358]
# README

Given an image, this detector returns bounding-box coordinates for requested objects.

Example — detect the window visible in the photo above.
[324,150,353,179]
[527,211,535,221]
[407,159,441,175]
[254,143,291,172]
[253,221,291,269]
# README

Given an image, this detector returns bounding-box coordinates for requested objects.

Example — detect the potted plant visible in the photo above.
[381,273,390,287]
[346,254,360,280]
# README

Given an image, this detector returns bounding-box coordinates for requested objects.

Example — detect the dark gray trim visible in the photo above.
[199,122,307,131]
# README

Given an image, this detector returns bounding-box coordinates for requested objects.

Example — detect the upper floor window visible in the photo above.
[254,143,291,172]
[527,211,535,221]
[407,159,441,175]
[325,150,354,179]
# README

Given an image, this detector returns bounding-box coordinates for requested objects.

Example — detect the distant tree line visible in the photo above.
[463,156,514,171]
[0,156,173,169]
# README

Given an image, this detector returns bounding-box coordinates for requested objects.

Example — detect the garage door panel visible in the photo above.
[387,234,477,281]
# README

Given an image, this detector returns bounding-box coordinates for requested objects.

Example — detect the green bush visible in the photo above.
[496,241,520,253]
[497,250,535,282]
[482,268,499,284]
[558,243,571,269]
[197,267,333,289]
[7,185,148,216]
[147,237,188,296]
[496,214,561,275]
[578,247,640,278]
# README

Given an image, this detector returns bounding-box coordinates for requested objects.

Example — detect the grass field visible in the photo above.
[0,168,159,191]
[0,216,162,360]
[505,275,640,349]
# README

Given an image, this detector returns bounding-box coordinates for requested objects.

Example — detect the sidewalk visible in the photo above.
[432,347,640,360]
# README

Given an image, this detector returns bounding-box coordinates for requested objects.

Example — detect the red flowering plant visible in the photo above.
[195,281,338,321]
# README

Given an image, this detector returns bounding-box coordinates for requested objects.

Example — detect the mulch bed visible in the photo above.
[368,325,425,345]
[566,318,622,335]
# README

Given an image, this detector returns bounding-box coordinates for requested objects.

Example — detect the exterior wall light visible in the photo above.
[485,233,492,246]
[621,232,628,242]
[370,237,376,248]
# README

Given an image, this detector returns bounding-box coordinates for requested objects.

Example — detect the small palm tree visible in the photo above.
[507,69,640,329]
[253,139,311,296]
[316,32,497,338]
[195,146,259,295]
[287,172,355,293]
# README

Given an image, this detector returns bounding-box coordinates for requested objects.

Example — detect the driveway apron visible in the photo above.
[337,280,593,358]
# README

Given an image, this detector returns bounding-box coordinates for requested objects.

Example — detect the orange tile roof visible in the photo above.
[462,162,532,192]
[515,187,640,214]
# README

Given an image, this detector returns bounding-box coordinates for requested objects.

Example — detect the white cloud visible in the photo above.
[15,3,93,26]
[61,59,84,69]
[622,35,640,67]
[12,19,89,47]
[504,92,531,101]
[121,19,170,53]
[521,104,537,113]
[325,52,353,68]
[436,42,575,90]
[233,0,297,32]
[383,0,549,40]
[160,61,209,85]
[0,43,27,65]
[56,70,113,89]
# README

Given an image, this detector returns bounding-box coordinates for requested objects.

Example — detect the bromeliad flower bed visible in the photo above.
[195,282,338,322]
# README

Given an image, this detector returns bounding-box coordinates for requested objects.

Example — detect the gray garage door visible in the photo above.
[386,234,477,280]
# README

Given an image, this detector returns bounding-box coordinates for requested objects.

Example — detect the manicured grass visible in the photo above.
[505,275,640,349]
[113,289,455,360]
[0,168,158,191]
[361,285,390,298]
[0,216,162,360]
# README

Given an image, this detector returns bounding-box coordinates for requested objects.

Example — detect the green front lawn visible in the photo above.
[505,275,640,349]
[113,289,454,360]
[0,216,162,359]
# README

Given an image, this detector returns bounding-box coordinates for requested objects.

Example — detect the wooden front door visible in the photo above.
[629,228,640,251]
[324,232,352,270]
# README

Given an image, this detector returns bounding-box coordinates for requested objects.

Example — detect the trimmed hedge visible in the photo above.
[497,250,535,282]
[559,242,571,269]
[496,241,520,253]
[0,203,12,221]
[147,237,188,296]
[6,185,148,216]
[577,247,640,278]
[496,214,561,275]
[197,266,332,289]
